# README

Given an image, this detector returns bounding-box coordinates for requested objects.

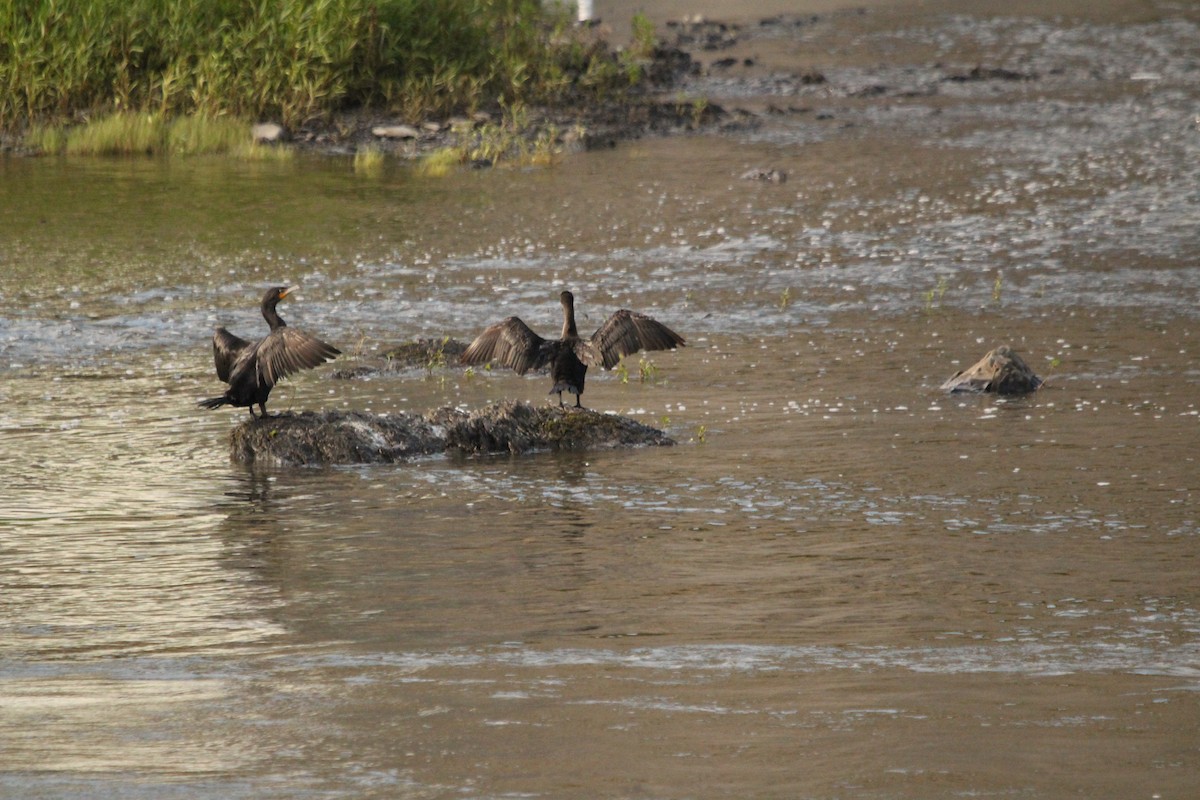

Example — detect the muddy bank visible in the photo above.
[275,39,721,159]
[229,401,674,466]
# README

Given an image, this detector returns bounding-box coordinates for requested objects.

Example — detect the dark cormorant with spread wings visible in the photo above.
[198,286,340,418]
[461,290,684,408]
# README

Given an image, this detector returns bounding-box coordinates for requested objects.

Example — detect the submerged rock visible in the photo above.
[940,346,1043,395]
[383,338,469,366]
[329,338,469,379]
[228,401,673,465]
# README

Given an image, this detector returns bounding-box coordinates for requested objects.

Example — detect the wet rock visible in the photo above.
[741,167,787,183]
[940,346,1043,395]
[943,65,1037,83]
[371,124,420,140]
[252,123,285,143]
[646,46,702,84]
[228,402,673,465]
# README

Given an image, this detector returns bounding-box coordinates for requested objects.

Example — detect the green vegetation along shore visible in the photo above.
[1,0,672,158]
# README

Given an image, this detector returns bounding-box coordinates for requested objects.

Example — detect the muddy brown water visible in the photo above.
[2,1,1198,797]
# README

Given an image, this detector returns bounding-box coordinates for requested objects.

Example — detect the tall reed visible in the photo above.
[0,0,627,130]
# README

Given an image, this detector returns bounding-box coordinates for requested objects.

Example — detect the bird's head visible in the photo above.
[263,286,298,307]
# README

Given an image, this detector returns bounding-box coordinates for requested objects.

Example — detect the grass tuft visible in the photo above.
[418,147,461,177]
[353,144,385,174]
[40,111,275,157]
[25,123,67,154]
[64,112,165,155]
[166,115,249,155]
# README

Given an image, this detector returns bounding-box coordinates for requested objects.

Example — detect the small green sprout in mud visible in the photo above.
[638,357,659,383]
[924,276,949,312]
[464,366,476,381]
[695,424,707,443]
[629,13,657,59]
[778,287,792,310]
[613,12,657,85]
[992,272,1003,305]
[615,361,630,384]
[674,93,710,127]
[659,415,670,428]
[424,337,450,375]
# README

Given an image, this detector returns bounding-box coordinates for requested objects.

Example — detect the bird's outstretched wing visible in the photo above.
[212,327,252,383]
[586,310,685,369]
[460,317,549,375]
[254,328,341,387]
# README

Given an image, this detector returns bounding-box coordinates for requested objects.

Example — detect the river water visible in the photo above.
[2,1,1198,798]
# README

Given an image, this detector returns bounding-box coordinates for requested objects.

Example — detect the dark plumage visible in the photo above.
[198,286,340,418]
[461,290,685,408]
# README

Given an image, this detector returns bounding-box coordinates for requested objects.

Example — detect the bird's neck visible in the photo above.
[560,303,578,339]
[263,306,287,331]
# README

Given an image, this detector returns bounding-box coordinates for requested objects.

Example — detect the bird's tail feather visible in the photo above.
[197,396,229,410]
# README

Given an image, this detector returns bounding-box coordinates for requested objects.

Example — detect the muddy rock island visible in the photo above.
[228,401,674,466]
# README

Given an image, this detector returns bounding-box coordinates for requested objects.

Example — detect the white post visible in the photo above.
[576,0,594,23]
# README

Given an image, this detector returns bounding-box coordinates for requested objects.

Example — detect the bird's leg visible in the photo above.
[557,392,565,408]
[247,405,258,419]
[574,393,582,409]
[258,402,268,417]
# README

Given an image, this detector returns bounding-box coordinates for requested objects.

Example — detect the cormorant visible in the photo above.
[197,286,340,418]
[461,290,685,408]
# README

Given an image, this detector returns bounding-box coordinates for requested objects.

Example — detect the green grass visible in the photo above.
[2,0,641,140]
[353,144,385,174]
[418,147,463,177]
[167,114,249,155]
[63,112,164,155]
[31,110,281,156]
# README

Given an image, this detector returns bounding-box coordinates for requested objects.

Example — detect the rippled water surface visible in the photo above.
[2,2,1198,797]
